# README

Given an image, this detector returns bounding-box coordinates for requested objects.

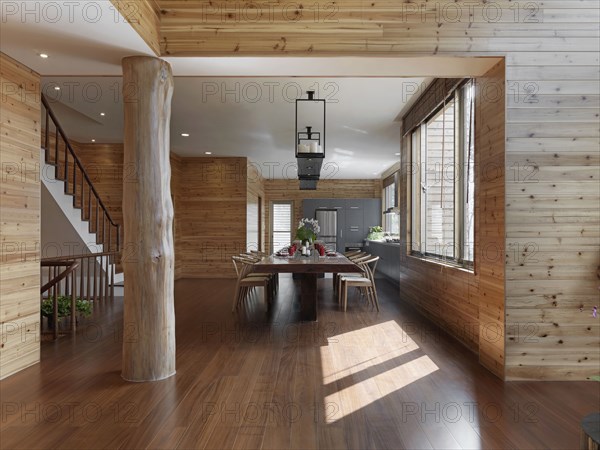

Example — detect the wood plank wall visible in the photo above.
[247,162,266,252]
[174,157,248,279]
[263,179,382,253]
[139,0,600,381]
[399,62,506,378]
[0,53,41,379]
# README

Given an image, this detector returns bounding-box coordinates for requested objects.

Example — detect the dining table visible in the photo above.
[253,252,362,321]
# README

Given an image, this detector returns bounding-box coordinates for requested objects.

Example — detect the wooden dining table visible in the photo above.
[253,253,362,321]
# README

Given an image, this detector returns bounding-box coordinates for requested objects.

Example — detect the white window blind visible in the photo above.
[271,202,292,251]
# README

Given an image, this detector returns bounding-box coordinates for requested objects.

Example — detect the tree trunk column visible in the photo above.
[121,56,175,382]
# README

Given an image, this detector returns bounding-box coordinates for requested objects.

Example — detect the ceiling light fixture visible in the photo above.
[181,133,189,137]
[296,90,326,190]
[91,139,96,142]
[100,112,105,116]
[54,86,61,91]
[205,152,212,155]
[39,53,49,58]
[395,152,400,156]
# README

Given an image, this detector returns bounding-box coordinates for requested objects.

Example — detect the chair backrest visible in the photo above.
[348,252,367,261]
[232,255,259,279]
[358,256,379,282]
[352,253,372,264]
[344,250,362,258]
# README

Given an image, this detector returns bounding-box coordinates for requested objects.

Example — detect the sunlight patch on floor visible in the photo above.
[320,320,439,424]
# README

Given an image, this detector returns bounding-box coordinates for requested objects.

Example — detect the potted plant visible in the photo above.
[41,296,93,330]
[367,226,384,241]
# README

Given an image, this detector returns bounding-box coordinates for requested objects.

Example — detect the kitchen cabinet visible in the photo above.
[343,199,364,247]
[363,198,382,234]
[365,240,401,285]
[302,198,382,253]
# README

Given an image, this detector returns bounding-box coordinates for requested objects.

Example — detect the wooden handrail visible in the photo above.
[42,251,118,262]
[41,94,121,253]
[40,260,79,295]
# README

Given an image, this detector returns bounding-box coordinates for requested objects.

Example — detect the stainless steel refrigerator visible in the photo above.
[315,209,337,251]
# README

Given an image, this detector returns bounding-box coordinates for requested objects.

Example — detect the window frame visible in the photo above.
[408,79,475,270]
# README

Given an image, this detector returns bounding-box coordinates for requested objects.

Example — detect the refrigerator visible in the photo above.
[315,209,337,252]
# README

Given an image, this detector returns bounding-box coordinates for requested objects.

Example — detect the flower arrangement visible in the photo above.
[295,218,320,243]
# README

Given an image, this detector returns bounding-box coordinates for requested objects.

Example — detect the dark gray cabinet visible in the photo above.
[363,198,382,233]
[365,241,401,285]
[343,199,364,247]
[302,197,382,252]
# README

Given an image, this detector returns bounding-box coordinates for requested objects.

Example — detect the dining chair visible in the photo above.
[339,256,380,312]
[250,250,278,287]
[334,253,371,296]
[231,257,272,312]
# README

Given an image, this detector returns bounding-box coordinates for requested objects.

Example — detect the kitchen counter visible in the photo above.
[364,240,401,285]
[366,240,401,246]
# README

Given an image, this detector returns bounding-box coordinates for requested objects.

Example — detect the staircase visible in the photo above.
[41,94,121,257]
[40,95,123,310]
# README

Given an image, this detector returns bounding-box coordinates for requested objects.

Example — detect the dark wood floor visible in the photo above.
[1,275,597,449]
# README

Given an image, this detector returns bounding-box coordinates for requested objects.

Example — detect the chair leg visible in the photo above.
[372,284,380,311]
[232,281,241,312]
[343,281,348,312]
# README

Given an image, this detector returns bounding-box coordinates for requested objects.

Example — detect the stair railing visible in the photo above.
[41,94,121,254]
[41,252,117,340]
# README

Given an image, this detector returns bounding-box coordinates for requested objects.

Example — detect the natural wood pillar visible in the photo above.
[121,56,175,382]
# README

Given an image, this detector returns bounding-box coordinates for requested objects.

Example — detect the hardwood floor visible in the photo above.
[1,276,597,449]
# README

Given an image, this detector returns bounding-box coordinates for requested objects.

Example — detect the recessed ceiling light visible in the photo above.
[54,86,60,91]
[204,151,212,155]
[100,112,105,116]
[39,53,49,59]
[395,152,400,156]
[181,133,189,137]
[91,139,96,143]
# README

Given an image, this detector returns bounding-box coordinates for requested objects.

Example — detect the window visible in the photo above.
[271,201,293,252]
[409,80,475,267]
[383,175,399,234]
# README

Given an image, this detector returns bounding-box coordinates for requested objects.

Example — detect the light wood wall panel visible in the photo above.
[398,62,506,378]
[174,157,248,278]
[110,0,161,56]
[247,163,265,252]
[0,53,41,379]
[263,179,381,253]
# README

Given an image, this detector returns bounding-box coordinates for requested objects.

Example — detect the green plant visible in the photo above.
[295,218,320,242]
[41,296,92,318]
[369,226,383,233]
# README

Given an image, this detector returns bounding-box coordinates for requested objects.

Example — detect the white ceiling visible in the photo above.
[0,0,155,75]
[42,76,430,178]
[3,2,500,178]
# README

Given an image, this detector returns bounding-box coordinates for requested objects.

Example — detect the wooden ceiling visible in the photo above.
[110,0,598,56]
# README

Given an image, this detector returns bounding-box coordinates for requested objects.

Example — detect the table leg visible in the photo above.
[299,273,318,321]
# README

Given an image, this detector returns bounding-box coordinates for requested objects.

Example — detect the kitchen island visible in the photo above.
[364,240,401,285]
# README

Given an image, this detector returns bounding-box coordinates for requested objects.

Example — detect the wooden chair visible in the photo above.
[334,253,371,296]
[340,256,380,312]
[231,257,272,311]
